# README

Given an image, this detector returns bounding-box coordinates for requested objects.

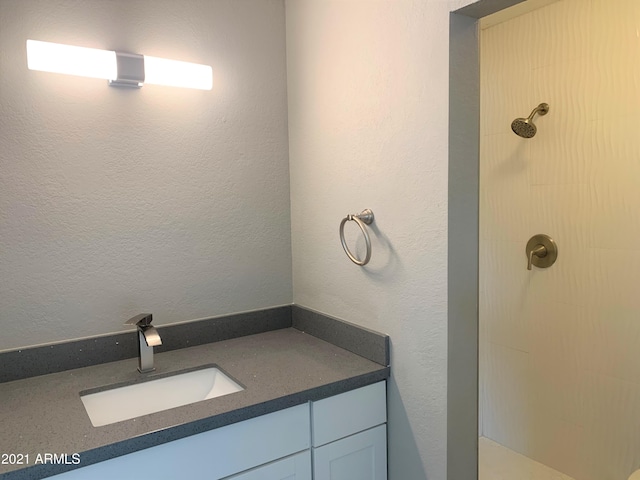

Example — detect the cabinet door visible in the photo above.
[312,381,386,447]
[224,451,311,480]
[48,404,310,480]
[313,425,386,480]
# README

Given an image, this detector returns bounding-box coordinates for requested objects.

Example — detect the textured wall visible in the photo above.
[0,0,292,350]
[480,0,640,478]
[286,1,475,478]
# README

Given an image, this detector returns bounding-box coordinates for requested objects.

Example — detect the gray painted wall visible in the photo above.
[448,11,480,480]
[448,1,523,478]
[285,1,503,478]
[0,0,292,350]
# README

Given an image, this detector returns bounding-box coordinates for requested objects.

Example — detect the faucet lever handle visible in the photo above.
[125,313,153,327]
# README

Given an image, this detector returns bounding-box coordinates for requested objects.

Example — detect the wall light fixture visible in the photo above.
[26,40,213,91]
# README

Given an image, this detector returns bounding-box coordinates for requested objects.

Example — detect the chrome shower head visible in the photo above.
[511,103,549,138]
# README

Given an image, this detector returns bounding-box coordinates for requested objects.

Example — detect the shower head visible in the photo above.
[511,103,549,138]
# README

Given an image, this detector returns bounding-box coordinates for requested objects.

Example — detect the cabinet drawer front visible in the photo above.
[313,424,387,480]
[49,404,310,480]
[224,451,311,480]
[312,381,386,447]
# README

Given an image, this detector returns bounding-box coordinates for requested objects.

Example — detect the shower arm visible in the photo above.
[529,103,549,121]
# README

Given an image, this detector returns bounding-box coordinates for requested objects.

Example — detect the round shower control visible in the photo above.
[525,234,558,270]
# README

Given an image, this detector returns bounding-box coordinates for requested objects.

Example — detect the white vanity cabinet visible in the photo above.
[223,451,312,480]
[49,404,311,480]
[311,381,387,480]
[313,425,387,480]
[49,382,386,480]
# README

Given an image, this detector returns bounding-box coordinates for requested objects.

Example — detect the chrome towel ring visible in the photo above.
[340,209,374,266]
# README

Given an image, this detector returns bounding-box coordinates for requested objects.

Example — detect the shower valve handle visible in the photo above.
[525,234,558,271]
[527,244,547,271]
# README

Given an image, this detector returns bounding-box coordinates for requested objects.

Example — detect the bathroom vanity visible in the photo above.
[50,382,387,480]
[0,306,389,480]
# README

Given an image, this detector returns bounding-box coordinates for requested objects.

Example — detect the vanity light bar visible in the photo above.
[144,55,212,90]
[26,40,117,80]
[26,40,213,91]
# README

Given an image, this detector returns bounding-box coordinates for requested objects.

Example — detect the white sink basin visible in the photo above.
[81,366,244,427]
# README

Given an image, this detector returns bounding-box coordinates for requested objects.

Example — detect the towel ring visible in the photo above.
[340,209,374,266]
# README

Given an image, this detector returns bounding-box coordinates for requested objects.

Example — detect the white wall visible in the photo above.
[0,0,292,350]
[480,0,640,478]
[286,1,475,478]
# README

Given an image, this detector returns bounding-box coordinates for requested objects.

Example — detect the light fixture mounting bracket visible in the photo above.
[108,52,144,88]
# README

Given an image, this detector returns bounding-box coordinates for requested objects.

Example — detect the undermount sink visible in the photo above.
[80,365,244,427]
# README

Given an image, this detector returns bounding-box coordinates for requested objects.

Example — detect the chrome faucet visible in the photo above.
[125,313,162,373]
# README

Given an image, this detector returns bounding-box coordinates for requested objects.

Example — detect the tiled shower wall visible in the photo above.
[479,0,640,479]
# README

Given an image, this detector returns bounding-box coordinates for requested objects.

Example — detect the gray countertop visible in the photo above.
[0,327,389,479]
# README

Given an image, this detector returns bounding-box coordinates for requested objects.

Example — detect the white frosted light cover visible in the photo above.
[144,55,213,90]
[26,40,117,80]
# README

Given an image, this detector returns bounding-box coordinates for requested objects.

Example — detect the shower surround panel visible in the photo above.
[479,0,640,479]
